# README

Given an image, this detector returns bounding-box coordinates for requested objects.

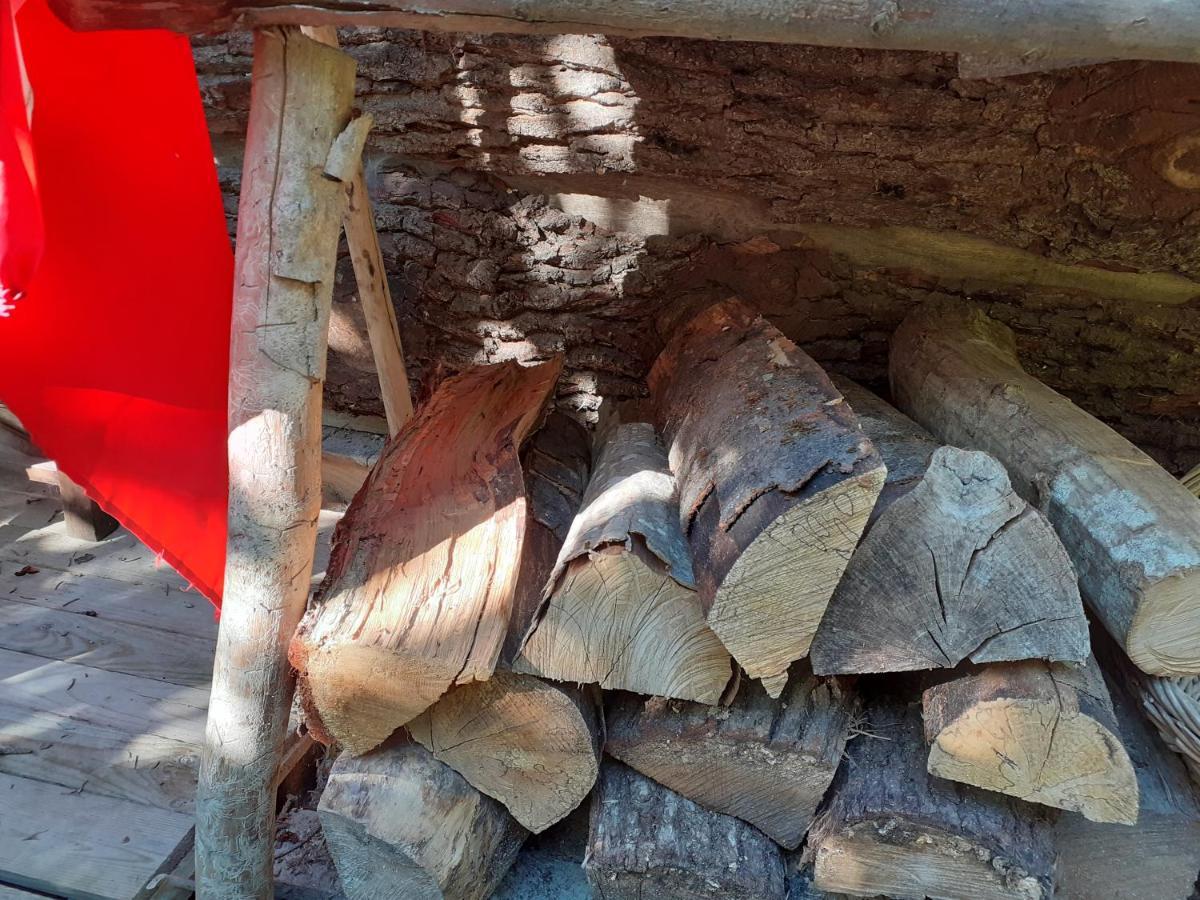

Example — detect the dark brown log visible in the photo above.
[604,662,857,850]
[1056,633,1200,899]
[648,298,886,696]
[407,671,601,834]
[584,760,786,900]
[516,412,733,704]
[290,359,561,754]
[807,695,1057,900]
[317,737,527,900]
[922,657,1139,825]
[810,378,1089,675]
[890,300,1200,676]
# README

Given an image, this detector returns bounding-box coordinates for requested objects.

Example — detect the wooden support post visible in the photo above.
[303,25,413,436]
[55,471,119,541]
[194,27,356,899]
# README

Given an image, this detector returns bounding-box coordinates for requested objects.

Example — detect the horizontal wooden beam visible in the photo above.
[49,0,1200,64]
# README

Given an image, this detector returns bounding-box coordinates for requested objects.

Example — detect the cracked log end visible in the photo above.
[923,660,1139,825]
[516,545,733,704]
[710,464,886,696]
[1127,571,1200,677]
[407,671,600,833]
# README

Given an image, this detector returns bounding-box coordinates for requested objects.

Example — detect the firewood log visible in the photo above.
[408,411,601,834]
[604,661,857,849]
[811,378,1089,674]
[290,359,561,754]
[922,657,1139,824]
[890,300,1200,677]
[515,410,733,703]
[407,671,600,834]
[584,760,786,900]
[807,695,1057,900]
[317,737,527,900]
[1056,634,1200,900]
[648,299,886,696]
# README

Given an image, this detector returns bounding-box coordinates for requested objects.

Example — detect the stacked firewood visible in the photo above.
[288,298,1200,900]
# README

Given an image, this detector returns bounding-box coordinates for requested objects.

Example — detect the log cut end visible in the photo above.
[710,464,887,696]
[924,661,1139,825]
[517,544,733,703]
[1127,572,1200,677]
[407,671,600,833]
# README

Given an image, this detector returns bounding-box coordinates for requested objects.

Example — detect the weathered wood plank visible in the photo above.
[0,771,192,900]
[0,522,189,592]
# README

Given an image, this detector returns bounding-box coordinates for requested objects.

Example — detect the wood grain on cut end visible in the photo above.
[606,663,857,849]
[585,760,786,900]
[923,659,1139,824]
[811,442,1089,675]
[516,418,732,703]
[809,697,1056,900]
[318,738,527,900]
[290,359,561,754]
[650,298,885,695]
[408,671,600,833]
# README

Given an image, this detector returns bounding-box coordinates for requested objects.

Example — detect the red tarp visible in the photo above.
[0,0,233,605]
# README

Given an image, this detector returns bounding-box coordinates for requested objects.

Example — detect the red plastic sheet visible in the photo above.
[0,0,232,606]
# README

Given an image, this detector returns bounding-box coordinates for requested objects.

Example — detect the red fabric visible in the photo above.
[0,0,42,305]
[0,0,232,605]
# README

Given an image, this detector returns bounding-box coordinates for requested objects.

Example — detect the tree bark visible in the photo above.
[810,378,1089,675]
[807,695,1057,900]
[195,28,356,900]
[584,760,786,900]
[290,358,561,754]
[605,662,857,850]
[923,657,1139,825]
[407,671,601,833]
[1056,633,1200,899]
[51,0,1200,66]
[648,298,886,696]
[516,414,733,704]
[891,299,1200,676]
[318,737,527,900]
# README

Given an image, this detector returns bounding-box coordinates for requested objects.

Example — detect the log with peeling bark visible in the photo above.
[317,737,527,900]
[648,299,886,696]
[584,760,786,900]
[290,358,561,754]
[923,657,1139,824]
[1056,633,1200,900]
[891,300,1200,677]
[810,378,1089,675]
[807,696,1057,900]
[515,410,733,704]
[407,671,600,834]
[604,661,857,849]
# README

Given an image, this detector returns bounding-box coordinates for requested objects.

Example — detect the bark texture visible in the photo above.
[605,663,857,850]
[195,31,1200,474]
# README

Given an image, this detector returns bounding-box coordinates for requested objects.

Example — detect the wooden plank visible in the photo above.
[0,884,58,899]
[0,771,191,900]
[0,522,190,591]
[0,598,214,686]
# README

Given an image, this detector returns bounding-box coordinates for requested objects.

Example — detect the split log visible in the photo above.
[890,300,1200,676]
[648,299,886,696]
[318,737,527,900]
[407,672,601,833]
[1056,635,1200,900]
[50,0,1200,66]
[923,657,1139,824]
[195,28,357,899]
[408,411,601,834]
[810,378,1089,674]
[584,760,786,900]
[808,696,1057,900]
[290,358,561,754]
[515,412,733,703]
[604,662,857,849]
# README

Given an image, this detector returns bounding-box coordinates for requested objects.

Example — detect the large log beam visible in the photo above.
[50,0,1200,64]
[195,27,357,899]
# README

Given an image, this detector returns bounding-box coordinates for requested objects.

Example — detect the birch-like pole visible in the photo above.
[195,27,357,898]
